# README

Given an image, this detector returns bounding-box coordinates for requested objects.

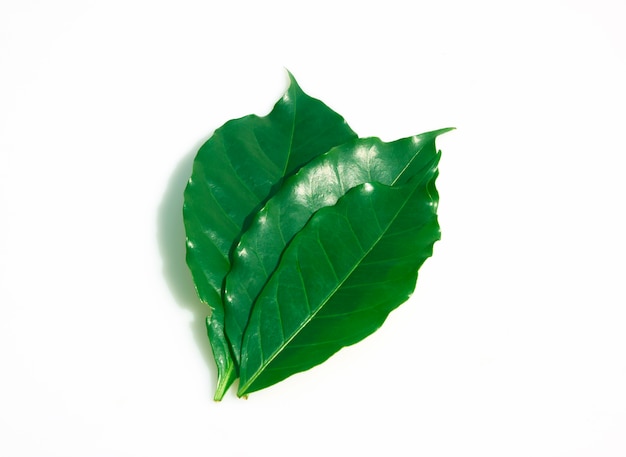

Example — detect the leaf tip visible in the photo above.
[284,68,302,92]
[431,127,456,137]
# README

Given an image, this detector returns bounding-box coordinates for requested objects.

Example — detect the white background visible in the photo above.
[1,0,625,455]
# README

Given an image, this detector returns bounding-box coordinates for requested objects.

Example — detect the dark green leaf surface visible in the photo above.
[224,130,451,364]
[183,74,356,400]
[238,163,441,395]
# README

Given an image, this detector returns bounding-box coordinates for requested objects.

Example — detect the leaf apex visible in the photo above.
[285,69,301,90]
[421,127,456,138]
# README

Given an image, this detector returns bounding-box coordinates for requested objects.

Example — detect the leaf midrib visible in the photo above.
[281,83,298,179]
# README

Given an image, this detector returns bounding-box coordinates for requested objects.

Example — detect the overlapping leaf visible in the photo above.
[224,130,451,364]
[238,167,440,395]
[183,74,356,400]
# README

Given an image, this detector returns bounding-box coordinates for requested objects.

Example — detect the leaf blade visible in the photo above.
[238,164,441,395]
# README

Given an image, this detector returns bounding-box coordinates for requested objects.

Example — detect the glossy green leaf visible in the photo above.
[224,130,451,364]
[183,74,357,400]
[238,163,441,396]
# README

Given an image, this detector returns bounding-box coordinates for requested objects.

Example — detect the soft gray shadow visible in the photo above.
[157,138,218,391]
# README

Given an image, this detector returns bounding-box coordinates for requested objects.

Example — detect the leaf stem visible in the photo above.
[213,363,236,401]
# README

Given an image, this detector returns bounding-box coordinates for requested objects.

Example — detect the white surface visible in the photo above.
[1,0,625,455]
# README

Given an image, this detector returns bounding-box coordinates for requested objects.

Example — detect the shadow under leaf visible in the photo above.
[157,139,218,393]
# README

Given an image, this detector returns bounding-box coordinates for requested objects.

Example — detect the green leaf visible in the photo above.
[183,74,357,400]
[224,130,451,364]
[237,163,441,396]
